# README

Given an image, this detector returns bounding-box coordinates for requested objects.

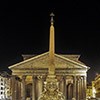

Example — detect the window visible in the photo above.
[1,87,3,90]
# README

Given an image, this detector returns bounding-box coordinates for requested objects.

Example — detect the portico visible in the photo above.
[9,57,88,100]
[9,13,89,100]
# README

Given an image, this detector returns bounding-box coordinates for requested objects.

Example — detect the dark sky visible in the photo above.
[0,0,100,83]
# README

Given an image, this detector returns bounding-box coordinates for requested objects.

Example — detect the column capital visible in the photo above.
[22,75,26,80]
[56,75,64,81]
[37,75,44,80]
[76,76,82,82]
[32,75,36,79]
[83,76,87,79]
[73,75,76,78]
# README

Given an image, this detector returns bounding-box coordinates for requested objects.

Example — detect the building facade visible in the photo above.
[8,14,90,100]
[92,81,96,99]
[94,74,100,99]
[86,83,92,99]
[0,72,10,100]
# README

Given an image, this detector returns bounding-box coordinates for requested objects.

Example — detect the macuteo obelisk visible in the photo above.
[38,13,65,100]
[48,12,55,76]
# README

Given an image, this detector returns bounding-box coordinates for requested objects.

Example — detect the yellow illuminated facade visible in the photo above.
[0,72,10,100]
[92,81,96,98]
[94,74,100,99]
[86,84,92,99]
[8,14,90,100]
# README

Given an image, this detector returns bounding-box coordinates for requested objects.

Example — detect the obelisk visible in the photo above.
[48,12,55,77]
[38,13,65,100]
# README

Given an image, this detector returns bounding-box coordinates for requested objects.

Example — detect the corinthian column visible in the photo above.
[15,80,18,100]
[32,75,36,100]
[64,76,67,100]
[79,77,83,99]
[76,76,80,100]
[22,75,26,100]
[59,76,65,94]
[81,77,84,99]
[73,76,76,99]
[37,75,43,98]
[18,81,21,100]
[83,76,87,100]
[11,76,16,100]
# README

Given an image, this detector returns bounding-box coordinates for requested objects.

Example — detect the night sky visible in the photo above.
[0,0,100,83]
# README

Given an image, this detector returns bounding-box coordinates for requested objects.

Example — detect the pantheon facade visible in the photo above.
[9,14,90,100]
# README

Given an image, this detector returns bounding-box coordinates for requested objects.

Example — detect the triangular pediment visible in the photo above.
[9,52,89,70]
